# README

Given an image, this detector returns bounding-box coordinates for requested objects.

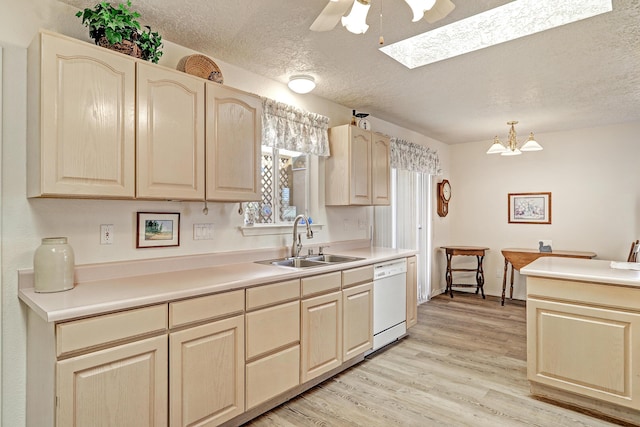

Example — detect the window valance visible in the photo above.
[261,97,330,156]
[390,137,441,175]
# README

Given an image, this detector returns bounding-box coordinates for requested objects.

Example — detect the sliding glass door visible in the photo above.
[374,169,432,302]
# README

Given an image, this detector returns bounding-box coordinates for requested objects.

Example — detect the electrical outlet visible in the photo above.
[100,224,114,245]
[496,267,502,278]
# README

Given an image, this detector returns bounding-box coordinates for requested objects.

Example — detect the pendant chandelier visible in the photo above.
[486,121,543,156]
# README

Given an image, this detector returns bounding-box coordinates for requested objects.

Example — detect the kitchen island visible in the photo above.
[521,257,640,425]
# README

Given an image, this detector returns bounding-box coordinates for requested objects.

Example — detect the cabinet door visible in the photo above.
[343,282,373,361]
[371,133,391,205]
[137,62,205,200]
[349,126,372,205]
[301,291,342,382]
[206,83,262,201]
[527,298,640,409]
[169,315,244,426]
[33,32,135,198]
[56,335,167,427]
[406,256,418,328]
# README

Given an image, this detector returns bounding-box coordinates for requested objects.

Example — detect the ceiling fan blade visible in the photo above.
[310,0,355,32]
[424,0,455,23]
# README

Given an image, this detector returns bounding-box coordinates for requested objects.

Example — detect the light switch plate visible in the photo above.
[194,223,215,240]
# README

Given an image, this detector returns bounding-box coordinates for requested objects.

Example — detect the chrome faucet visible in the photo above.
[291,214,313,257]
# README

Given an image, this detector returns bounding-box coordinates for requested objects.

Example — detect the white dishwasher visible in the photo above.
[368,258,407,354]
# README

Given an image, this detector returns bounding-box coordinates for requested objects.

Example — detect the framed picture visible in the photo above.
[508,192,552,224]
[136,212,180,248]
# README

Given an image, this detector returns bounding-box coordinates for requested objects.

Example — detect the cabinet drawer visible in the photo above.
[170,290,244,328]
[301,271,341,297]
[246,300,300,360]
[342,265,374,288]
[246,279,300,311]
[246,345,300,410]
[56,304,167,358]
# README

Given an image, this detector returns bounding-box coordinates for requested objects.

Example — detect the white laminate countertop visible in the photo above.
[520,257,640,288]
[19,247,416,323]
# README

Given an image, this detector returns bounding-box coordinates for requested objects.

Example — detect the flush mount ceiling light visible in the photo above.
[380,0,612,69]
[288,75,316,94]
[486,121,543,157]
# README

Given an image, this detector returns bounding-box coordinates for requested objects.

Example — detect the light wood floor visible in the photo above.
[246,292,630,427]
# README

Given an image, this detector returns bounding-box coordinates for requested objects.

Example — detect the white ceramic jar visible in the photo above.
[33,237,75,293]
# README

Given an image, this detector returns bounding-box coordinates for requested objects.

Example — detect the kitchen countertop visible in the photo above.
[520,257,640,288]
[19,246,416,323]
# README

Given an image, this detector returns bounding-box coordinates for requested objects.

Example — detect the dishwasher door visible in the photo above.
[371,261,407,352]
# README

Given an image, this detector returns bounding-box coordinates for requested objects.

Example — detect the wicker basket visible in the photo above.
[97,37,142,59]
[177,54,224,84]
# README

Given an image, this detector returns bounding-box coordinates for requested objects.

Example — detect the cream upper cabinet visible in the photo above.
[27,31,136,198]
[406,256,418,329]
[136,63,205,200]
[371,133,391,205]
[325,124,390,206]
[206,83,262,202]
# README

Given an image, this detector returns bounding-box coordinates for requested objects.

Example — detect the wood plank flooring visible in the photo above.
[246,292,631,427]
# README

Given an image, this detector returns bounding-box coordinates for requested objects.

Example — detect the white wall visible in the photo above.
[0,1,450,425]
[449,121,640,300]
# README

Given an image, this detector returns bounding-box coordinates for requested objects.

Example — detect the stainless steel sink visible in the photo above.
[255,257,327,268]
[272,258,327,268]
[255,254,363,269]
[306,254,364,263]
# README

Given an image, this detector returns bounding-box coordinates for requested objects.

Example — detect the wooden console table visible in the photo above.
[501,248,597,305]
[441,246,489,299]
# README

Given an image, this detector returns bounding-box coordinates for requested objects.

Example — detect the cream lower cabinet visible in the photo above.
[342,265,374,361]
[406,256,418,328]
[527,277,640,416]
[52,305,169,427]
[206,83,262,202]
[27,30,136,198]
[57,335,168,427]
[245,279,301,410]
[300,272,343,382]
[136,63,205,200]
[169,291,245,427]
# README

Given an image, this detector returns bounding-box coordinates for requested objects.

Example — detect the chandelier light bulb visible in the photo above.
[520,132,544,151]
[342,0,371,34]
[404,0,437,22]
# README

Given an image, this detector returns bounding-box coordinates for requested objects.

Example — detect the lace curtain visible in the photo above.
[390,137,441,175]
[261,97,330,156]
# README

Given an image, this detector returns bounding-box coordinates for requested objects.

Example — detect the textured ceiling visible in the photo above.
[60,0,640,144]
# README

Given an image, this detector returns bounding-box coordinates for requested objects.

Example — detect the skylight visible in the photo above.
[379,0,613,69]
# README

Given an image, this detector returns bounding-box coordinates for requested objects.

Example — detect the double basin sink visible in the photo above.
[255,254,363,269]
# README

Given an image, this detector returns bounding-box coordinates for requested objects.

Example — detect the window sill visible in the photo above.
[240,223,324,237]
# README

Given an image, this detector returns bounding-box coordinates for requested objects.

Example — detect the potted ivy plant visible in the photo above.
[76,1,163,63]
